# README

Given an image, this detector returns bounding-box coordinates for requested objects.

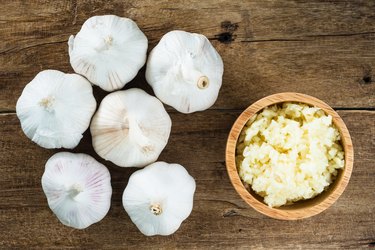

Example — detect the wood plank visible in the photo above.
[1,0,374,248]
[0,110,373,249]
[1,0,375,111]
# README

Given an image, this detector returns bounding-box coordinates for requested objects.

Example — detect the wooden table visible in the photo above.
[1,1,374,249]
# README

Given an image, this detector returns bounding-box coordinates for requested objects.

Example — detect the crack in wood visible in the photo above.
[238,31,375,43]
[0,111,16,114]
[1,31,374,55]
[1,108,375,116]
[223,209,238,217]
[305,31,375,38]
[211,32,374,43]
[241,38,308,43]
[334,107,375,111]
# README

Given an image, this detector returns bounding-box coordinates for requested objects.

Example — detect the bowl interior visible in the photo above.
[226,92,353,219]
[245,168,344,210]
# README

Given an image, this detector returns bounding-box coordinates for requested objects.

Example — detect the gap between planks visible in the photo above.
[1,107,375,115]
[1,31,375,55]
[237,31,375,43]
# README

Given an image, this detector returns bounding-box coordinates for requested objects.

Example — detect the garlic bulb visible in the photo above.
[146,30,224,113]
[41,152,112,229]
[68,15,148,91]
[90,88,171,167]
[123,162,196,236]
[16,70,96,149]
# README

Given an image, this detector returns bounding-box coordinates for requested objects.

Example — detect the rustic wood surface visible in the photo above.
[0,0,374,249]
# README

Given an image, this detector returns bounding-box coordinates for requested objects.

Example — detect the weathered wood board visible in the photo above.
[0,0,374,249]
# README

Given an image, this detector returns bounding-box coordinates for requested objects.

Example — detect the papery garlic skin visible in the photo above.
[123,162,196,236]
[16,70,96,149]
[68,15,148,91]
[41,152,112,229]
[146,30,224,113]
[90,88,171,167]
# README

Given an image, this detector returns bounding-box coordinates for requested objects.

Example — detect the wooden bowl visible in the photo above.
[225,92,354,220]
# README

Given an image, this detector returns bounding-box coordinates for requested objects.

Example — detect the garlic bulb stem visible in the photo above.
[197,76,209,89]
[150,204,162,215]
[68,183,83,198]
[181,65,209,90]
[96,36,114,52]
[39,95,55,112]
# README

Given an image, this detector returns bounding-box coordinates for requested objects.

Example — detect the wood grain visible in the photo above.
[0,111,373,249]
[226,93,354,220]
[0,0,374,111]
[0,0,374,249]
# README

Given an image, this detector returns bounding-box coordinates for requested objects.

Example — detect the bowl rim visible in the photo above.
[225,92,354,220]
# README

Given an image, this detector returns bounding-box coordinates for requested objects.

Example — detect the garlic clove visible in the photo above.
[41,152,112,229]
[122,161,196,236]
[68,15,148,91]
[90,88,171,167]
[16,70,96,149]
[146,30,224,113]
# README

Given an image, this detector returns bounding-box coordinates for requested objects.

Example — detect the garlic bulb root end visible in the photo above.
[197,76,209,89]
[38,95,55,112]
[104,35,113,46]
[150,204,162,215]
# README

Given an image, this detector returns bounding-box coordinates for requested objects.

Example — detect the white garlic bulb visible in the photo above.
[41,152,112,229]
[123,161,196,236]
[146,30,224,113]
[68,15,148,91]
[16,70,96,149]
[90,88,171,167]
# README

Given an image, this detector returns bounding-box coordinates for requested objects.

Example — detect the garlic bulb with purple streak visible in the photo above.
[41,152,112,229]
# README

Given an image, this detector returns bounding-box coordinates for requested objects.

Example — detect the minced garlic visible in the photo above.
[236,102,345,207]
